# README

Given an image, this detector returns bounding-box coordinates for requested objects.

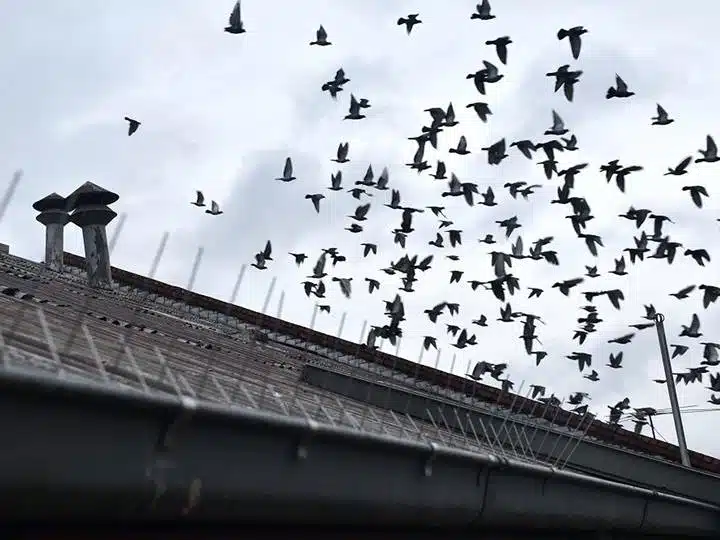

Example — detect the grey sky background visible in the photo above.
[2,1,720,456]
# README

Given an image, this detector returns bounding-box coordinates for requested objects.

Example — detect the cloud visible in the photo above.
[3,0,720,458]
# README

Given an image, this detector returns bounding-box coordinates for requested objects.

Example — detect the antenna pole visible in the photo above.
[654,313,691,468]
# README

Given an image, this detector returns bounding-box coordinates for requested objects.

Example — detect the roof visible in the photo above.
[0,245,719,492]
[50,250,720,474]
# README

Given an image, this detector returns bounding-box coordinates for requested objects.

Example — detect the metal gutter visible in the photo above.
[0,368,717,535]
[301,363,720,507]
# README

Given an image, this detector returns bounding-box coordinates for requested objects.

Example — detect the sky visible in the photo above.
[2,0,720,458]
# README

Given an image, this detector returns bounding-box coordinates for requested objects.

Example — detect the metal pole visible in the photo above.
[654,313,691,467]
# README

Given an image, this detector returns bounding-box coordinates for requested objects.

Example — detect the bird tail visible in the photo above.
[557,29,568,40]
[606,87,617,99]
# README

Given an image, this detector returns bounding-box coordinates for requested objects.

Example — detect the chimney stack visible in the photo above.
[32,192,69,272]
[66,182,119,289]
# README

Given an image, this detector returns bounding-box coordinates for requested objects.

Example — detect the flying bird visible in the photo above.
[224,1,245,34]
[276,157,296,182]
[124,117,140,136]
[310,25,331,46]
[397,14,422,34]
[557,26,587,59]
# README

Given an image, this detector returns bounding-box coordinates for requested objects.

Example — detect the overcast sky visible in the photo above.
[2,0,720,457]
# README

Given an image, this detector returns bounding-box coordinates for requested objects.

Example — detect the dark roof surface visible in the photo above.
[56,249,720,474]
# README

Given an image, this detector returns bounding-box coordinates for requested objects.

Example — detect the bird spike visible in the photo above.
[533,398,568,458]
[309,303,319,330]
[186,246,205,292]
[107,212,128,253]
[493,380,526,459]
[275,290,285,319]
[553,407,594,469]
[358,320,368,343]
[336,311,347,338]
[0,169,23,225]
[261,276,277,315]
[228,264,247,305]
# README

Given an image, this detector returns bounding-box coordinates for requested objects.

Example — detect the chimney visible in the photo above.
[32,192,69,272]
[66,182,119,289]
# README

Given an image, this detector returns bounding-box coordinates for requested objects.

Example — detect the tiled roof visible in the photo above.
[52,249,720,474]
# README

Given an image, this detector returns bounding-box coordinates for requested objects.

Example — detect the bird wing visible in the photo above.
[283,157,293,178]
[707,135,717,155]
[615,74,627,92]
[229,1,241,26]
[569,33,582,59]
[552,109,564,130]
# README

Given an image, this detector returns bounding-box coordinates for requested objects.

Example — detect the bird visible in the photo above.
[191,191,205,207]
[124,117,140,136]
[310,25,331,46]
[332,142,350,163]
[485,36,512,64]
[696,135,720,163]
[345,94,366,120]
[397,14,422,35]
[606,75,634,99]
[652,104,674,126]
[471,0,495,20]
[224,1,245,34]
[305,193,325,213]
[545,110,568,136]
[276,157,296,182]
[557,26,587,59]
[665,156,692,176]
[205,201,223,216]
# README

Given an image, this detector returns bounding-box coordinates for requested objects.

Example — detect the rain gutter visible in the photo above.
[0,367,717,536]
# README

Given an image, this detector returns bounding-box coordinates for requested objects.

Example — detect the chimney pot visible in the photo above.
[67,182,119,289]
[33,192,69,272]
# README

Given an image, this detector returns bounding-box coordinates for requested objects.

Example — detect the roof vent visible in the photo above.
[33,193,69,272]
[66,182,119,289]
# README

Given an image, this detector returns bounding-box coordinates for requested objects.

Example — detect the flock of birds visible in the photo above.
[121,0,720,438]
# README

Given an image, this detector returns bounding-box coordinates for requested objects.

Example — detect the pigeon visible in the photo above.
[606,74,634,99]
[471,0,495,20]
[276,157,296,182]
[310,25,331,46]
[557,26,587,59]
[191,191,205,207]
[224,1,246,34]
[397,14,422,35]
[652,104,674,126]
[205,201,223,216]
[124,117,140,136]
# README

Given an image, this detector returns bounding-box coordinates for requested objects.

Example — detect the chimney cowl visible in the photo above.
[66,182,119,289]
[65,182,119,211]
[33,192,70,273]
[32,192,68,212]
